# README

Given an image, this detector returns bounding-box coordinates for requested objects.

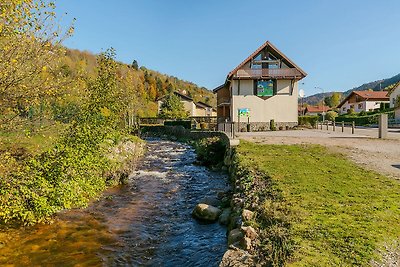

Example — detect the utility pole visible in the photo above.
[315,86,325,122]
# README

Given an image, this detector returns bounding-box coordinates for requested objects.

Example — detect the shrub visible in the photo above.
[325,110,338,121]
[194,137,227,166]
[270,119,277,131]
[298,116,319,127]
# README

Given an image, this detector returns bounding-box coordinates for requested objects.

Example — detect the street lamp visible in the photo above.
[315,86,325,122]
[299,82,305,116]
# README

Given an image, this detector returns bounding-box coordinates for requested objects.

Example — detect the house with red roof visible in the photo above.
[337,91,389,115]
[304,105,331,116]
[213,41,307,130]
[387,82,400,109]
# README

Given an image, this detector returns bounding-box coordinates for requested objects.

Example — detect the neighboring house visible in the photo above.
[304,105,331,116]
[157,91,216,117]
[395,106,400,121]
[387,82,400,108]
[213,41,307,130]
[337,91,390,115]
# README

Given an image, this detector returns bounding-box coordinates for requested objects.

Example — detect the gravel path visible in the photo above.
[236,128,400,180]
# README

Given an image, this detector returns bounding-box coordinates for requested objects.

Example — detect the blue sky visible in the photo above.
[56,0,400,96]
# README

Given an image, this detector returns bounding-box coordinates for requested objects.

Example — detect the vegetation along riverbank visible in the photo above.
[223,140,400,266]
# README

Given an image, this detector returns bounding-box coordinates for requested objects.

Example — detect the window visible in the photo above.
[358,103,363,109]
[254,79,276,96]
[342,107,346,111]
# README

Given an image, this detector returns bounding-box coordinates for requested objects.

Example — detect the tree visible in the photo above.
[325,110,338,121]
[131,60,139,70]
[0,0,74,128]
[324,92,342,108]
[159,93,188,119]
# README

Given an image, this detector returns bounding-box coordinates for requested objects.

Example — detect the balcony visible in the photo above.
[217,97,231,106]
[235,68,303,79]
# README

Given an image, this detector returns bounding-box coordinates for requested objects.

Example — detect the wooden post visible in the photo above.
[379,113,388,139]
[326,121,329,130]
[352,121,355,134]
[320,121,323,130]
[333,121,336,131]
[342,121,344,132]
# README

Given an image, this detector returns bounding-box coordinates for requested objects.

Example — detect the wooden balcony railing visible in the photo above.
[235,68,303,79]
[217,97,231,106]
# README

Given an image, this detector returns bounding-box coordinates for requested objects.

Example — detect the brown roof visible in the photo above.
[305,105,331,113]
[337,90,390,108]
[157,91,193,102]
[227,40,307,79]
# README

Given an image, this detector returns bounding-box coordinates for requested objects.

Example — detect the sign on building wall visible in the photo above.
[257,80,273,96]
[238,108,250,117]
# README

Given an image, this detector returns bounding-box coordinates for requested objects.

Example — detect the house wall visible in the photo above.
[230,79,298,124]
[395,107,400,121]
[339,100,389,114]
[390,85,400,108]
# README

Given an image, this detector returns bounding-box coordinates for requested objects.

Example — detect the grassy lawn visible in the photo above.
[237,141,400,266]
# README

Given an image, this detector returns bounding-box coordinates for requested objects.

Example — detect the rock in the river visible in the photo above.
[192,203,222,222]
[241,226,258,240]
[218,208,231,225]
[227,228,243,246]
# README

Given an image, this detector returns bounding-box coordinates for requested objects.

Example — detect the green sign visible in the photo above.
[257,80,273,96]
[238,108,250,117]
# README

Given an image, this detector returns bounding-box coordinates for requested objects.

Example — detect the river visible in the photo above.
[0,139,229,266]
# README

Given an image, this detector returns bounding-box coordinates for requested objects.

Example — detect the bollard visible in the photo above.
[342,121,344,132]
[326,122,329,130]
[320,121,323,130]
[379,114,388,139]
[333,121,336,131]
[352,121,355,134]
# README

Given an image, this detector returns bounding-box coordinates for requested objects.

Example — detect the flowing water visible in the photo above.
[0,139,229,266]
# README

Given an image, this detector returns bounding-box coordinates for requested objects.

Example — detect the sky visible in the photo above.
[55,0,400,96]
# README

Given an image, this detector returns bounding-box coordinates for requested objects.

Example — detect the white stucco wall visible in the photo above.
[230,80,298,123]
[390,85,400,108]
[339,100,388,114]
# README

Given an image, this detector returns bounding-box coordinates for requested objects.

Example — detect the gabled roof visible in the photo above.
[337,91,390,108]
[387,81,400,96]
[213,40,307,92]
[195,101,213,108]
[227,41,307,79]
[305,105,331,113]
[157,91,193,102]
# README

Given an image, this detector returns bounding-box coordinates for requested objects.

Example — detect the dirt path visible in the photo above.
[237,129,400,180]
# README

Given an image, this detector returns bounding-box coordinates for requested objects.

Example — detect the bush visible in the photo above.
[194,137,227,166]
[164,120,191,129]
[325,111,338,121]
[270,119,276,131]
[298,116,319,127]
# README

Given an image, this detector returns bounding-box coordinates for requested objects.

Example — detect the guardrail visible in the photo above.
[235,68,302,78]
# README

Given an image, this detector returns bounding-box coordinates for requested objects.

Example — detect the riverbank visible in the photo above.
[226,140,400,266]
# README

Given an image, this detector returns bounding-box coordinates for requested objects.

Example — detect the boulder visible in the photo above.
[241,226,258,240]
[219,249,256,267]
[218,208,231,225]
[192,203,222,222]
[242,209,254,221]
[228,228,243,246]
[240,237,252,250]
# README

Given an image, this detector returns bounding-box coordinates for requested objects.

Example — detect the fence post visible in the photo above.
[333,121,336,131]
[352,121,355,134]
[342,121,344,132]
[379,113,388,139]
[320,121,323,130]
[326,121,329,130]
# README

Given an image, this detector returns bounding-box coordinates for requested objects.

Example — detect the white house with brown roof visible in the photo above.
[337,91,390,115]
[304,105,331,116]
[213,41,307,130]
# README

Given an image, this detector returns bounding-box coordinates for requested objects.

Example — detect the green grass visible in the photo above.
[237,141,400,266]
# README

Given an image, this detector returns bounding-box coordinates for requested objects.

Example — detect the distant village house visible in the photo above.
[388,82,400,121]
[304,105,331,116]
[157,91,216,117]
[213,41,307,130]
[337,91,389,115]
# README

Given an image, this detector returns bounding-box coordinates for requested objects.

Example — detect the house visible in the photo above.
[157,91,216,117]
[213,41,307,130]
[304,105,331,116]
[387,82,400,108]
[337,91,390,115]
